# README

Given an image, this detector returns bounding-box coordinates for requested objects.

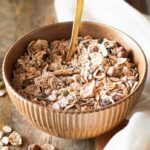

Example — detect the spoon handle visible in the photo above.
[66,0,84,61]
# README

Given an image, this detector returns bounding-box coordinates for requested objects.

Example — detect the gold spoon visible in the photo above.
[66,0,84,61]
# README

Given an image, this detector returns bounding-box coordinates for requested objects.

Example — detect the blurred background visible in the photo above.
[126,0,150,22]
[126,0,150,14]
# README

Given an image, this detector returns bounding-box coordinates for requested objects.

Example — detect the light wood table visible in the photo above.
[0,1,127,149]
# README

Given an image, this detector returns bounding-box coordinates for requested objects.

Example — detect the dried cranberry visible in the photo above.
[117,47,128,58]
[107,66,120,77]
[101,99,112,107]
[112,94,123,102]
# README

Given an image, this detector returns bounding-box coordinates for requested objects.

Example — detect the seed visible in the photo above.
[95,94,100,101]
[42,53,49,61]
[62,78,67,83]
[2,136,9,145]
[61,90,69,97]
[94,102,101,109]
[58,98,69,108]
[2,125,12,133]
[88,74,92,80]
[52,103,60,110]
[60,50,65,56]
[128,80,133,88]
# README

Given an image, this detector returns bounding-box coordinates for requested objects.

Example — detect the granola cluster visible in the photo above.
[0,125,22,150]
[0,125,56,150]
[12,36,139,112]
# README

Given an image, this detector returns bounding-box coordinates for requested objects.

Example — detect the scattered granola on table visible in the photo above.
[0,125,22,149]
[12,36,139,111]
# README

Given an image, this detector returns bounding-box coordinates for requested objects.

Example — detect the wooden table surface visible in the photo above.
[0,1,127,149]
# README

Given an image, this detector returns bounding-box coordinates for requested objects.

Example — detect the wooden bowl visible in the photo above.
[2,22,147,139]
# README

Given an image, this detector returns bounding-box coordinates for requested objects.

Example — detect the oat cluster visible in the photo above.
[0,125,22,150]
[12,36,139,112]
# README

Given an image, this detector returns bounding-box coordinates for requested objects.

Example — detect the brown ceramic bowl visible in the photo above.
[2,22,147,139]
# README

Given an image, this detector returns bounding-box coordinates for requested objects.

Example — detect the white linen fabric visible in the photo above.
[55,0,150,149]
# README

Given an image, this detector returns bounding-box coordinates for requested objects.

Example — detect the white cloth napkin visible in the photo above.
[55,0,150,149]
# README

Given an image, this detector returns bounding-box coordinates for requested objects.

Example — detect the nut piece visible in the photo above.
[41,144,56,150]
[57,97,69,108]
[107,66,119,77]
[28,144,41,150]
[61,89,69,97]
[2,136,9,145]
[80,81,95,98]
[2,125,12,133]
[8,131,22,146]
[1,146,9,150]
[48,95,57,102]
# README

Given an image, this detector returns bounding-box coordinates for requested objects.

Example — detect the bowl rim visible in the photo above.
[2,21,148,114]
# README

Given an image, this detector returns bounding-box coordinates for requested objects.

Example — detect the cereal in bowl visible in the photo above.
[12,36,139,111]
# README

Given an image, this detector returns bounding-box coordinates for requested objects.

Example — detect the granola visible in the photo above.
[0,125,56,150]
[0,125,22,149]
[12,36,139,111]
[8,131,22,146]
